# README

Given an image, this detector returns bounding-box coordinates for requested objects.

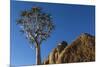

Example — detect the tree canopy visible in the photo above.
[17,7,55,48]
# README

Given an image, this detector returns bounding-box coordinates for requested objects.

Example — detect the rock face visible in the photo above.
[43,41,68,64]
[43,33,95,64]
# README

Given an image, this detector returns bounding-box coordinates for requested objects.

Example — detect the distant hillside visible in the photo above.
[43,33,95,64]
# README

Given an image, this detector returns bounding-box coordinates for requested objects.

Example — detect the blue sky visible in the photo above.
[10,1,95,66]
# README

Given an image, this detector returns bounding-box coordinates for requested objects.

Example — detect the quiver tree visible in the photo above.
[17,7,55,65]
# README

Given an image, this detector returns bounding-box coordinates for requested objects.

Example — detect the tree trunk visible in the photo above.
[36,44,41,65]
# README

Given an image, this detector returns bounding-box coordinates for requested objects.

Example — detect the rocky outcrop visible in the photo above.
[43,33,95,64]
[43,41,68,64]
